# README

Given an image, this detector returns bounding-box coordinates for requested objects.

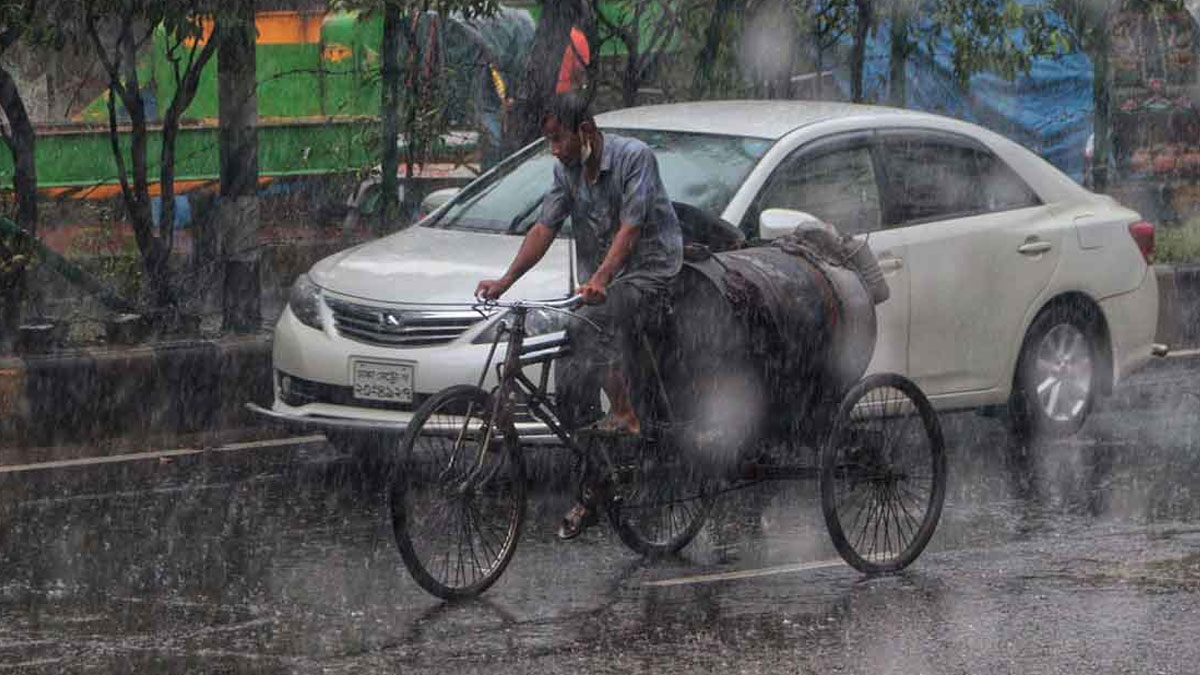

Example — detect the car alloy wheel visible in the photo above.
[1031,322,1093,424]
[1010,301,1101,441]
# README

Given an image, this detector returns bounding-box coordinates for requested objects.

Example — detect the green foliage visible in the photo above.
[678,0,750,99]
[0,222,37,280]
[65,217,145,299]
[919,0,1066,88]
[337,0,502,21]
[1157,218,1200,263]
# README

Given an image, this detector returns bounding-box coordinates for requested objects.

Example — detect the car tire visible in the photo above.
[1008,301,1102,441]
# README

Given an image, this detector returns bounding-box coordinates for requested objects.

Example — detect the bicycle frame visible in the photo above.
[474,298,617,478]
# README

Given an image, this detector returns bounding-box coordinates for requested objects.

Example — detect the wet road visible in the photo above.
[2,358,1200,674]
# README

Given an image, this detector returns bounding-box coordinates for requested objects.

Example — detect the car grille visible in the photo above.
[278,371,425,411]
[325,298,484,347]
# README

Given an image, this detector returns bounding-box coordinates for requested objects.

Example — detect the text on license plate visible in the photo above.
[352,360,414,403]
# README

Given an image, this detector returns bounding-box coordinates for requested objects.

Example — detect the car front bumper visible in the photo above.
[256,305,558,441]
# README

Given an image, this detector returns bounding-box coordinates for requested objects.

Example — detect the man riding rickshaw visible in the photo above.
[476,92,679,540]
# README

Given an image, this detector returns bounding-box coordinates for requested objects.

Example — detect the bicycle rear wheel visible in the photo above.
[606,435,714,557]
[390,385,526,600]
[820,373,946,574]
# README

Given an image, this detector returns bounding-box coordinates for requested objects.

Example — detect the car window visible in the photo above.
[976,149,1041,212]
[755,146,883,236]
[880,136,1040,227]
[432,143,560,234]
[881,138,980,225]
[631,130,772,217]
[428,130,772,234]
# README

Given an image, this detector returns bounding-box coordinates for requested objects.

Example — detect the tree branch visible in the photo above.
[86,13,136,113]
[105,76,135,226]
[637,1,681,77]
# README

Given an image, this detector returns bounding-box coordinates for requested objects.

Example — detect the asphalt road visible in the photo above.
[1,356,1199,674]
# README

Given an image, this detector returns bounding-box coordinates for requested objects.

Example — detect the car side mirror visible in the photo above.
[758,208,828,241]
[419,187,461,217]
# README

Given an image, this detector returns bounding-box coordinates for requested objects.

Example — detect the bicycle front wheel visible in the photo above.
[390,385,526,600]
[820,373,947,574]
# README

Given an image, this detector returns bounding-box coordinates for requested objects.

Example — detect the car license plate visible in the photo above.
[351,359,414,404]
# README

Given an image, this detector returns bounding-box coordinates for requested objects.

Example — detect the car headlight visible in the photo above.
[473,307,570,344]
[289,274,324,330]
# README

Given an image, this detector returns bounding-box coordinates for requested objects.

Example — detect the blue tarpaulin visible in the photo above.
[831,18,1094,182]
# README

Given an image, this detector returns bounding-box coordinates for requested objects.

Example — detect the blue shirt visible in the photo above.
[538,133,683,283]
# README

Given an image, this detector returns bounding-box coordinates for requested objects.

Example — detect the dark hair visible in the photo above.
[541,91,594,132]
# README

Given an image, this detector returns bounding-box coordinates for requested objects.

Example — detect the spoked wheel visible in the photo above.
[606,435,715,557]
[390,384,526,600]
[820,373,947,574]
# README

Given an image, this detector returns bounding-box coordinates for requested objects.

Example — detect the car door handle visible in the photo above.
[1017,240,1052,255]
[877,256,904,272]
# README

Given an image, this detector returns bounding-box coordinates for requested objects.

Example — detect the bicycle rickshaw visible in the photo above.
[389,235,948,600]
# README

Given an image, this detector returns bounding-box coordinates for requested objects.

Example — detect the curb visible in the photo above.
[0,335,278,460]
[1167,263,1200,347]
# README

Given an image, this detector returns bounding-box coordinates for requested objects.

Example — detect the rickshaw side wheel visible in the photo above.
[605,435,715,558]
[820,373,947,575]
[390,385,527,600]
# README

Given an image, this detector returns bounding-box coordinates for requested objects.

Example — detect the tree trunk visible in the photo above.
[160,119,179,250]
[379,0,402,235]
[128,85,172,311]
[851,0,873,103]
[622,38,640,107]
[1091,28,1111,193]
[118,25,170,311]
[91,16,171,313]
[887,4,908,107]
[401,12,431,225]
[160,31,218,265]
[692,0,736,99]
[0,65,35,350]
[506,0,582,154]
[219,0,261,333]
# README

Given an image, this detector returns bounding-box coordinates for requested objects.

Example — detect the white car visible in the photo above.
[254,100,1161,446]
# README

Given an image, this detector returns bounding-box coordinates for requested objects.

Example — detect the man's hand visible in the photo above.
[577,278,608,305]
[476,277,511,301]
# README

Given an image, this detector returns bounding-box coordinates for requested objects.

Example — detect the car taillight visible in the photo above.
[1128,220,1155,264]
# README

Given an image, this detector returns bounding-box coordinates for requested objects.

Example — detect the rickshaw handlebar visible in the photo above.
[478,294,584,311]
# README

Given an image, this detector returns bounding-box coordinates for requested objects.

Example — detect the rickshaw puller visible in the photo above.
[475,92,683,540]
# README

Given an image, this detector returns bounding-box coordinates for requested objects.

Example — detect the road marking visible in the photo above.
[644,559,846,587]
[0,434,329,475]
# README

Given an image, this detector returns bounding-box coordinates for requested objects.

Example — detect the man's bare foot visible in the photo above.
[613,412,640,435]
[586,414,640,435]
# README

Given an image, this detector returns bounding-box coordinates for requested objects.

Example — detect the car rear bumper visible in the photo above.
[1101,265,1160,388]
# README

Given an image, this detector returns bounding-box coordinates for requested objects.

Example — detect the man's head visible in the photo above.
[542,92,597,167]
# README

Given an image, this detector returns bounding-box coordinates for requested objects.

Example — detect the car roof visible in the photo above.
[595,100,928,139]
[596,99,1090,204]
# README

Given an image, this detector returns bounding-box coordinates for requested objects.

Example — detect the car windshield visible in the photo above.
[426,129,773,234]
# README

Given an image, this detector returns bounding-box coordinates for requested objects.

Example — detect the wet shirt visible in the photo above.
[538,133,683,284]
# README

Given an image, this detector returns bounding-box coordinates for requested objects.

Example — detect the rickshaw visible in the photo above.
[389,233,948,600]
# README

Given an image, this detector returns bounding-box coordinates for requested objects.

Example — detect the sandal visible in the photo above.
[557,501,600,540]
[557,481,608,540]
